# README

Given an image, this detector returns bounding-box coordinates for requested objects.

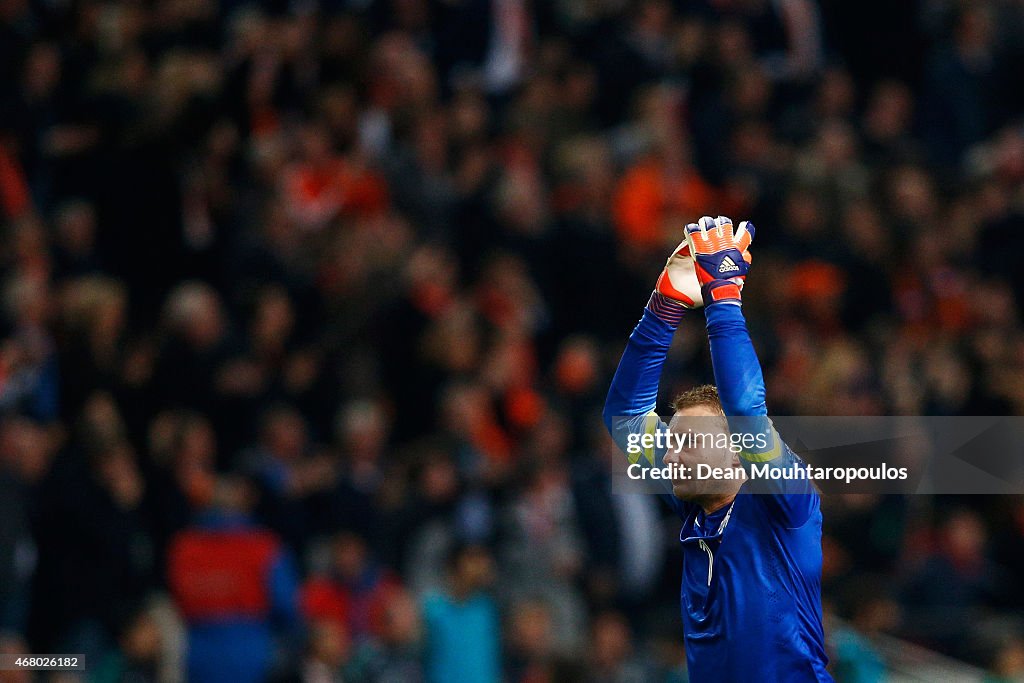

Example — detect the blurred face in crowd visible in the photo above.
[80,392,125,444]
[212,477,257,516]
[167,284,224,350]
[55,201,96,256]
[6,272,51,329]
[591,612,632,672]
[451,546,495,595]
[331,533,369,582]
[190,305,224,350]
[121,611,162,664]
[23,43,60,97]
[450,93,488,145]
[0,418,53,482]
[309,619,350,668]
[299,125,334,165]
[816,68,855,119]
[665,404,743,504]
[943,511,987,567]
[176,416,216,468]
[852,596,900,635]
[382,589,421,646]
[337,400,386,462]
[95,443,144,510]
[174,416,217,507]
[554,337,599,395]
[783,189,823,238]
[418,452,459,503]
[865,81,913,142]
[251,287,294,353]
[263,409,307,461]
[509,601,553,659]
[888,165,935,224]
[956,6,993,55]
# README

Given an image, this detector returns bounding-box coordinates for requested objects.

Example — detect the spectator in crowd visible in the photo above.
[330,398,390,542]
[0,418,47,636]
[421,543,500,683]
[0,271,58,423]
[572,431,665,613]
[239,403,337,555]
[272,618,351,683]
[899,508,1009,658]
[92,604,164,683]
[586,610,652,683]
[504,599,555,683]
[828,578,900,683]
[147,411,219,580]
[301,531,402,642]
[501,447,587,654]
[167,477,300,683]
[348,587,424,683]
[30,395,154,658]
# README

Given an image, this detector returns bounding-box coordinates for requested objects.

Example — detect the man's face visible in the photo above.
[664,405,741,500]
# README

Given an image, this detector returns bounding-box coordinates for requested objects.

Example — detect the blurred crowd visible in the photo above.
[2,0,1024,680]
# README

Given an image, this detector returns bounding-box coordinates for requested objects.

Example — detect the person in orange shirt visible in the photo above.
[613,148,716,250]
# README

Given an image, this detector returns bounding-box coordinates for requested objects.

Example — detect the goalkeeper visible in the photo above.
[603,216,831,682]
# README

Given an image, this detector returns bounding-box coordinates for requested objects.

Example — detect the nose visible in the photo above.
[664,449,680,465]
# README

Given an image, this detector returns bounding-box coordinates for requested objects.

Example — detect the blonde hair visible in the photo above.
[671,384,725,414]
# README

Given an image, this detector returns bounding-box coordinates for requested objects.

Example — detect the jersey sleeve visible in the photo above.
[603,308,692,519]
[705,303,817,528]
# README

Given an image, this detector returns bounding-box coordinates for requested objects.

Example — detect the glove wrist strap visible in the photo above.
[646,291,688,327]
[701,280,742,306]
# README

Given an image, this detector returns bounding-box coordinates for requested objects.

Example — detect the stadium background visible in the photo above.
[2,0,1024,680]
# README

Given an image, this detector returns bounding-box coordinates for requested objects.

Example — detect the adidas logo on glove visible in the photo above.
[718,256,740,274]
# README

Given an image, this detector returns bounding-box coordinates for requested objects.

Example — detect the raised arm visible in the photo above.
[603,240,705,509]
[603,296,684,424]
[687,216,817,527]
[706,304,768,418]
[685,217,774,446]
[603,233,704,429]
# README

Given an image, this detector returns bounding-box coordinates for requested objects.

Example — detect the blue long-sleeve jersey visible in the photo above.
[604,304,831,682]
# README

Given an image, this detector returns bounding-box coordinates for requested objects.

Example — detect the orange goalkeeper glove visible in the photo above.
[685,215,755,307]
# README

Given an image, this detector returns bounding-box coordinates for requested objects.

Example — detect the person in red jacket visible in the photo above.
[168,478,300,683]
[301,531,401,642]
